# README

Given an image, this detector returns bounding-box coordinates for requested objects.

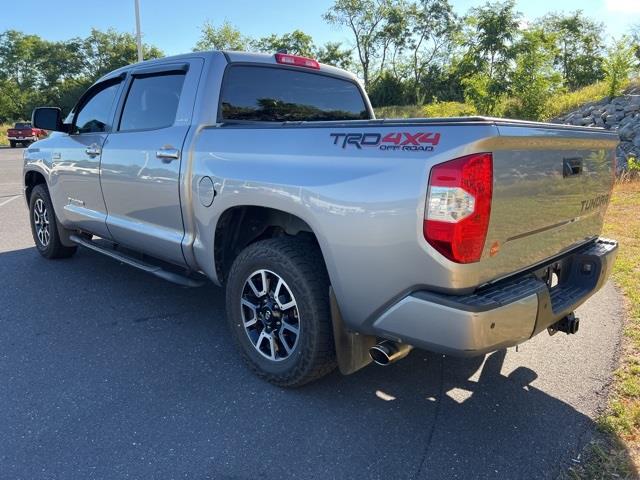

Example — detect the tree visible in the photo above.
[538,11,605,90]
[253,30,315,56]
[463,0,520,82]
[0,29,164,121]
[0,31,44,89]
[375,1,410,80]
[508,29,562,120]
[604,36,636,98]
[324,0,390,88]
[407,0,457,104]
[194,21,249,51]
[462,72,505,116]
[315,42,353,69]
[456,0,520,115]
[368,71,409,106]
[631,23,640,66]
[81,29,163,80]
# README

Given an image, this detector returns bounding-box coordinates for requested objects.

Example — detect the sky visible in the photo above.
[2,0,639,56]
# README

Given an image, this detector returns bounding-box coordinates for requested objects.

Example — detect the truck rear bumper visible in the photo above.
[8,136,37,141]
[372,238,618,356]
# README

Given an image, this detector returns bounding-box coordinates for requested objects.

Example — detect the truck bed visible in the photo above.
[192,118,617,327]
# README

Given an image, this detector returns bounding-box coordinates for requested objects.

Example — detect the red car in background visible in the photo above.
[7,122,47,148]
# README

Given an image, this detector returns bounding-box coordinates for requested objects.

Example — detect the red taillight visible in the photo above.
[275,53,320,69]
[424,153,493,263]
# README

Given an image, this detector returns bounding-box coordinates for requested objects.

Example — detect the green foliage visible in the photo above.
[628,156,640,175]
[0,123,11,145]
[632,23,640,66]
[407,0,457,104]
[0,2,637,122]
[537,11,605,90]
[421,101,477,117]
[506,29,562,120]
[193,21,249,51]
[374,101,475,118]
[0,28,164,122]
[368,71,409,106]
[540,80,611,121]
[604,36,637,98]
[315,42,353,69]
[461,0,520,87]
[462,73,506,116]
[253,30,315,57]
[323,0,391,87]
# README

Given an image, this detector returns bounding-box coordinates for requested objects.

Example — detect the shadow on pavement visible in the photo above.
[0,246,634,479]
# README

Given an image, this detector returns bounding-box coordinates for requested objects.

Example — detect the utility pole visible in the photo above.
[134,0,143,62]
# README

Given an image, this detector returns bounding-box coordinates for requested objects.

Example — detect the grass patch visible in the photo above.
[375,101,477,119]
[566,180,640,479]
[541,81,613,121]
[0,123,10,146]
[374,79,640,121]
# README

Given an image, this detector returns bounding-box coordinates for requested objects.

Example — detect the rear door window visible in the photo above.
[220,66,369,122]
[119,72,186,131]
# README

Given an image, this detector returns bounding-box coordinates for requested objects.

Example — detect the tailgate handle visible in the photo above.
[563,157,583,177]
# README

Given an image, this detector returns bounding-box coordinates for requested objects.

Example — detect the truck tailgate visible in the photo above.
[483,124,617,282]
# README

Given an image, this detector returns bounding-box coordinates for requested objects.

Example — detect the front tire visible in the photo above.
[9,140,16,148]
[29,184,77,259]
[225,237,336,387]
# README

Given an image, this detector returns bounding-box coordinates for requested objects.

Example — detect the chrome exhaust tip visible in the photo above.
[369,340,413,366]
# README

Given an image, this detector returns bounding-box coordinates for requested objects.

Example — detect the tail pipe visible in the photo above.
[369,340,413,366]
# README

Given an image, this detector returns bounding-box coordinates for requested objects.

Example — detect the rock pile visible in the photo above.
[552,84,640,171]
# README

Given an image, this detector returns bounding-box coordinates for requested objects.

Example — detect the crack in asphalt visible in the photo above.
[413,355,445,480]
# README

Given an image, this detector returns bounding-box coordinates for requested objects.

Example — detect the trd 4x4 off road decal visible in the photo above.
[330,132,441,151]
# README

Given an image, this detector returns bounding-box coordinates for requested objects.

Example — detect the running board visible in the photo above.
[69,234,205,287]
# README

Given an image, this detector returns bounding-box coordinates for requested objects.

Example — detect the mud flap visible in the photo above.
[330,287,376,375]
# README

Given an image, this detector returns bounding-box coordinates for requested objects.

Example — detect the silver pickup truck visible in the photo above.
[25,51,618,386]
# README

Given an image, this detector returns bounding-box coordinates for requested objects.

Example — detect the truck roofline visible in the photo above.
[96,50,360,86]
[221,50,360,83]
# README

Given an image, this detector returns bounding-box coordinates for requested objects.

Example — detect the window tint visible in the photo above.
[74,82,120,134]
[15,122,31,129]
[119,73,185,131]
[220,66,369,122]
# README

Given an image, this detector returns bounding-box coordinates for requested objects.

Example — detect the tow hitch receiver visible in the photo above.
[548,312,580,336]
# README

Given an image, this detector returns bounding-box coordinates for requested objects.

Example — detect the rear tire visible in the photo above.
[29,184,77,259]
[225,237,336,387]
[9,141,16,148]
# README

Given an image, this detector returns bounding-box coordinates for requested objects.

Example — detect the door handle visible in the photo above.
[85,144,101,157]
[156,147,180,162]
[563,157,583,177]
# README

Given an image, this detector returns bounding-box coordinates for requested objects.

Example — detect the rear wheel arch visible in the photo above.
[213,205,329,284]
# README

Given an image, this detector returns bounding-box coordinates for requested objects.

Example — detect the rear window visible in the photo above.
[119,73,186,131]
[15,123,31,129]
[220,66,369,122]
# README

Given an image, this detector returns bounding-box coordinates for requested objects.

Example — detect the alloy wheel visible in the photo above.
[240,269,301,361]
[33,198,50,247]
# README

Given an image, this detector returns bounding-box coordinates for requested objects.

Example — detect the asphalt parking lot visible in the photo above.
[0,146,625,479]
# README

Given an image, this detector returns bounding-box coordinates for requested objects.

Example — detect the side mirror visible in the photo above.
[32,107,67,132]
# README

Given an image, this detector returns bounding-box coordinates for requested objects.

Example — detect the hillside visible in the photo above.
[552,82,640,172]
